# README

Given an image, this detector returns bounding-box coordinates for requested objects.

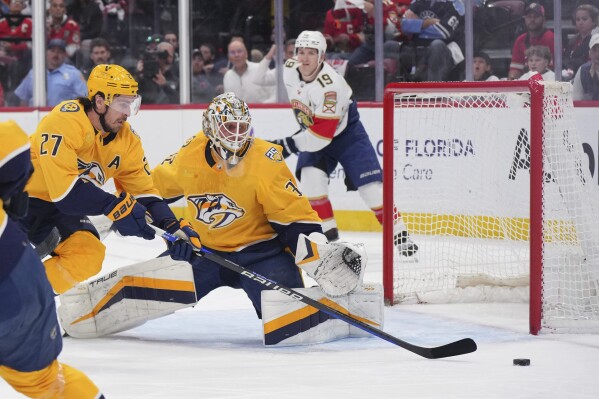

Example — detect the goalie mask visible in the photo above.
[203,92,254,165]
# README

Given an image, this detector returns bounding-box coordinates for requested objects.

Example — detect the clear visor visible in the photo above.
[108,95,142,116]
[217,120,253,152]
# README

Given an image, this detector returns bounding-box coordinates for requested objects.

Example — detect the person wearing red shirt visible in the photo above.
[323,3,366,55]
[47,0,80,58]
[0,0,31,59]
[508,3,554,80]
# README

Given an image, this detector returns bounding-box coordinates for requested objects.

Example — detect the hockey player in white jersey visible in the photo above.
[269,30,417,256]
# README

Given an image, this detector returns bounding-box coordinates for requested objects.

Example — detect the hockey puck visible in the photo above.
[513,358,530,366]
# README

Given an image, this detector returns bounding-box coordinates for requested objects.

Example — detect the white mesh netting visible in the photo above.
[388,81,599,333]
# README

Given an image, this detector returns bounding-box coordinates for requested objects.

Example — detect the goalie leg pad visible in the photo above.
[261,283,383,346]
[58,256,196,338]
[295,233,366,297]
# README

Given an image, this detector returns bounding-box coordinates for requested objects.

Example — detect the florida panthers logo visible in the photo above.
[291,100,314,130]
[187,194,245,229]
[77,159,106,186]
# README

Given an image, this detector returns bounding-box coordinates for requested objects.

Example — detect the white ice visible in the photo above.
[2,232,599,399]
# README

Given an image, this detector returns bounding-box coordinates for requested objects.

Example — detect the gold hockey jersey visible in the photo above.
[152,134,321,252]
[26,100,160,202]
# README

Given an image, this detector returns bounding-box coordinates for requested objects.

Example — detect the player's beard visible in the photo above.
[99,113,115,134]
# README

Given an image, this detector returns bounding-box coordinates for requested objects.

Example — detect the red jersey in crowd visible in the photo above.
[0,14,32,57]
[509,29,555,74]
[47,15,80,50]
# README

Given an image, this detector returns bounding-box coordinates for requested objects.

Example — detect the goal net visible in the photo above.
[382,78,599,334]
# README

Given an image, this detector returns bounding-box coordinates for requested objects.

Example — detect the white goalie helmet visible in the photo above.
[295,30,327,59]
[203,92,254,165]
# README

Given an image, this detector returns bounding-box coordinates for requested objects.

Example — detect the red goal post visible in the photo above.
[382,78,599,334]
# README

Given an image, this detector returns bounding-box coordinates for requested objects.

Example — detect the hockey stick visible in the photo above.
[152,225,477,359]
[34,227,61,259]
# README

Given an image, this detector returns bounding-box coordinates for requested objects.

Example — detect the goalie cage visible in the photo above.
[382,77,599,334]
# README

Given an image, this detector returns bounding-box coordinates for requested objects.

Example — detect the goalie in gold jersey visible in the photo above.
[152,93,362,318]
[21,64,200,294]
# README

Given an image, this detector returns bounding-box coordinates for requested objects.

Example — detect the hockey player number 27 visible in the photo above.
[40,133,64,157]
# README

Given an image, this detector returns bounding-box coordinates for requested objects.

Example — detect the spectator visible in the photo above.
[164,31,179,62]
[250,48,264,62]
[573,33,599,100]
[14,38,87,106]
[398,0,465,81]
[519,45,554,81]
[563,4,599,81]
[144,33,163,52]
[0,0,32,60]
[348,0,411,67]
[323,0,366,57]
[47,0,81,58]
[136,41,179,104]
[81,37,112,79]
[0,0,32,94]
[472,51,499,81]
[223,39,276,103]
[508,3,555,80]
[284,38,296,60]
[198,42,225,95]
[191,48,215,103]
[67,0,103,42]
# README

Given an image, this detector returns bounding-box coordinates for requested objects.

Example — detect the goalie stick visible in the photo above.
[151,225,477,359]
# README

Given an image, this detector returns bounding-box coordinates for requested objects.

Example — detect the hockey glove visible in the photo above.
[164,218,202,262]
[103,192,155,240]
[271,136,299,159]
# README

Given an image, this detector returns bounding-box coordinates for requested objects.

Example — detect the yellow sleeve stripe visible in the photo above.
[71,276,196,325]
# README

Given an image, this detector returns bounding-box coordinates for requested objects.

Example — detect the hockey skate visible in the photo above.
[394,230,418,257]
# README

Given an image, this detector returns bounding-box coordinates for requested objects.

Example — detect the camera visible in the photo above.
[142,50,169,77]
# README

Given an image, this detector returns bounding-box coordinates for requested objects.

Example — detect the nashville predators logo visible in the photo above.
[187,194,245,229]
[60,102,80,112]
[77,159,106,186]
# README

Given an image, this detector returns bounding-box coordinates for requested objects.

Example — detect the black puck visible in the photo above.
[513,358,530,366]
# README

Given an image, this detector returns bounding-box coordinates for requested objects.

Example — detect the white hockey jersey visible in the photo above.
[283,58,353,152]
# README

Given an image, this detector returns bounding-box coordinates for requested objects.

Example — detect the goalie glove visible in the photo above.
[271,136,300,159]
[163,218,202,262]
[295,232,366,297]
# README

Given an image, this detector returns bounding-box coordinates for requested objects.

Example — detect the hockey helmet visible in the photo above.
[203,92,254,165]
[88,64,141,116]
[295,30,327,59]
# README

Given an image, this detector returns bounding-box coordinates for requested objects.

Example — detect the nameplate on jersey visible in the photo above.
[60,102,80,113]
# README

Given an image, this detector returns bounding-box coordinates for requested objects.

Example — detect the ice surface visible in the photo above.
[2,232,599,398]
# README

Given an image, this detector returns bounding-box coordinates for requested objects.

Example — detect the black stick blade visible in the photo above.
[426,338,478,359]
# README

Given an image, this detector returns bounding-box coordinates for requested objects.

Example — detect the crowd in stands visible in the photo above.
[1,0,599,106]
